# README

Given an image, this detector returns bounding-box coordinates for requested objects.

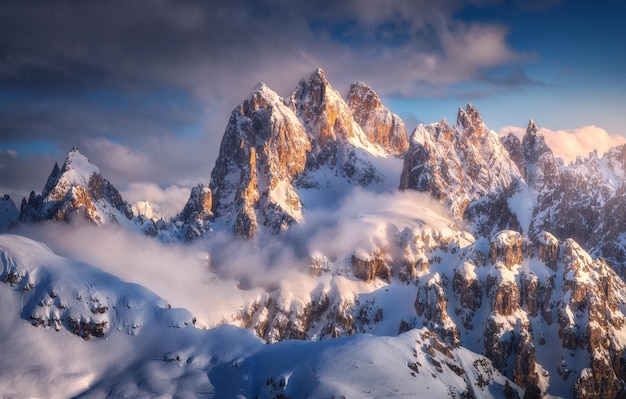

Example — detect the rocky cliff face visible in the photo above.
[401,105,626,277]
[19,147,133,225]
[175,184,214,241]
[287,68,383,186]
[529,143,626,269]
[520,120,561,192]
[206,69,401,238]
[208,83,310,237]
[347,81,408,155]
[399,104,522,221]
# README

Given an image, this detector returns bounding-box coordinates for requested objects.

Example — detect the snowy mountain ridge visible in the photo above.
[1,68,626,398]
[0,233,523,398]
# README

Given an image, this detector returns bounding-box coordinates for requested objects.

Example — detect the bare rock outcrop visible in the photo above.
[347,81,408,155]
[351,253,391,283]
[175,184,214,241]
[453,263,482,329]
[209,83,310,237]
[557,239,626,398]
[415,273,459,345]
[489,230,532,269]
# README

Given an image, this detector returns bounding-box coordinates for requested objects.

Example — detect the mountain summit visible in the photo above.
[20,147,133,225]
[203,68,405,238]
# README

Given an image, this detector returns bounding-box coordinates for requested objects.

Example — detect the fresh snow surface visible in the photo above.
[507,182,535,235]
[57,148,100,189]
[0,233,520,398]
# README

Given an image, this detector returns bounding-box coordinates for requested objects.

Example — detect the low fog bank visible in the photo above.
[16,222,245,328]
[14,189,454,328]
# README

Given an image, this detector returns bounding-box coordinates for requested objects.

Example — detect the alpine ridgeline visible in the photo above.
[195,69,626,397]
[3,68,626,398]
[203,68,403,238]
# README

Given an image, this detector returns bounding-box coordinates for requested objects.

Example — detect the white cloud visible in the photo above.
[498,125,626,164]
[440,23,519,74]
[121,182,191,219]
[80,138,151,177]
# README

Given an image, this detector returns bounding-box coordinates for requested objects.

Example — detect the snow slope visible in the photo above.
[0,233,520,398]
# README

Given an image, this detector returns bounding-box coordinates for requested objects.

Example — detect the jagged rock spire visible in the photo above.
[209,75,310,237]
[207,68,387,238]
[347,81,408,155]
[401,103,522,232]
[522,119,552,165]
[456,104,486,135]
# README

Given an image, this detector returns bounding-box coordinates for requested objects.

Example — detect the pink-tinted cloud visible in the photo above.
[499,125,626,164]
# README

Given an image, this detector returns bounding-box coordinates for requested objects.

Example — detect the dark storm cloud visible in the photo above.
[0,0,537,212]
[0,0,529,104]
[0,149,57,202]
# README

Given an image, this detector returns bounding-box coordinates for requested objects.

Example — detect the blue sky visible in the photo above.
[388,1,626,131]
[0,0,624,212]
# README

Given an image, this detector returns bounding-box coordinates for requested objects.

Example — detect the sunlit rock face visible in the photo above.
[173,184,214,241]
[208,83,310,238]
[400,104,522,224]
[347,81,408,155]
[287,68,381,186]
[19,147,133,225]
[206,68,402,238]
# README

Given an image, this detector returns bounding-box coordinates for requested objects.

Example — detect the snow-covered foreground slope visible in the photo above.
[0,234,520,398]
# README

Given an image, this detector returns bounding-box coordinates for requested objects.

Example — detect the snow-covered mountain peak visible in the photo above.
[521,120,552,163]
[42,147,100,201]
[309,67,329,87]
[347,81,383,108]
[203,69,404,238]
[401,104,521,225]
[63,146,99,177]
[19,147,133,225]
[526,119,539,134]
[518,120,560,194]
[245,82,283,111]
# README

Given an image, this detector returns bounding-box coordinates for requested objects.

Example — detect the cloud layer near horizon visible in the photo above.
[499,125,626,164]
